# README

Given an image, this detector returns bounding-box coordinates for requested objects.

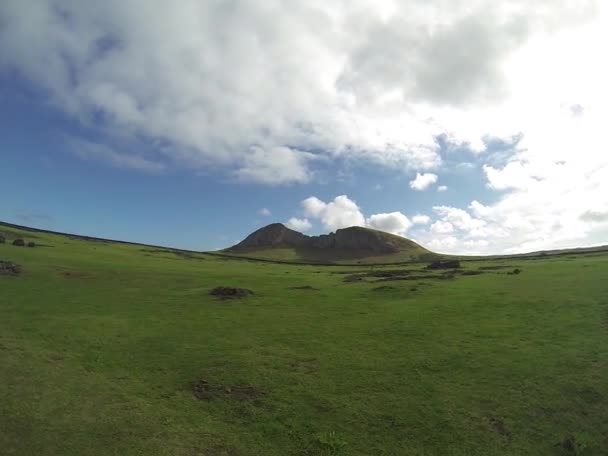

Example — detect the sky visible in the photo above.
[1,0,607,254]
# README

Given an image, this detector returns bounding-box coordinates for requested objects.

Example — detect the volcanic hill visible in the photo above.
[223,223,436,264]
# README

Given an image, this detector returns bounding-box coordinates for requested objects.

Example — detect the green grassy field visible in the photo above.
[1,223,608,455]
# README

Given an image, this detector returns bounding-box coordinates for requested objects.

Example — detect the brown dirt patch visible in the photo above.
[191,379,264,402]
[0,261,22,275]
[209,287,254,299]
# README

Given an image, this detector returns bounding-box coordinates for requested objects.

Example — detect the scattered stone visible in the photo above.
[289,285,318,290]
[191,379,264,401]
[426,260,461,270]
[27,241,36,248]
[372,286,396,292]
[0,261,22,275]
[461,270,484,276]
[507,268,522,275]
[343,275,363,283]
[12,238,25,247]
[209,287,254,299]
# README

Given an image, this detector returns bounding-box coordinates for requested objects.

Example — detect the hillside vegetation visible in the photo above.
[224,223,436,264]
[1,222,608,455]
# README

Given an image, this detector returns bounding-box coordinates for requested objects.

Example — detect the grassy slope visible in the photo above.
[1,223,608,455]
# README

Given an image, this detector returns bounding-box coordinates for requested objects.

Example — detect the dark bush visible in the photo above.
[427,260,461,270]
[12,238,25,247]
[27,241,36,248]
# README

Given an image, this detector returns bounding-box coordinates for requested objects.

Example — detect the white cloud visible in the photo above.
[367,212,412,235]
[431,221,455,234]
[300,194,415,235]
[286,217,312,232]
[0,1,602,186]
[412,215,431,225]
[302,195,366,231]
[233,146,313,185]
[437,185,448,192]
[259,208,271,216]
[409,173,438,191]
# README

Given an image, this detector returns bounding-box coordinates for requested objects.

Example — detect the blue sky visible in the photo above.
[1,1,607,254]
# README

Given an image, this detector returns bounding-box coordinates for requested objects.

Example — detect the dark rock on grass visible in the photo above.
[461,270,484,276]
[209,286,254,299]
[191,379,264,402]
[0,261,22,275]
[427,260,461,270]
[290,285,318,290]
[12,238,25,247]
[507,268,522,275]
[343,275,363,283]
[27,241,36,248]
[0,234,5,244]
[372,286,396,292]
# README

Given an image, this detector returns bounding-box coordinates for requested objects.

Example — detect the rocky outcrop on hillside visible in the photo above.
[229,224,409,254]
[310,227,400,253]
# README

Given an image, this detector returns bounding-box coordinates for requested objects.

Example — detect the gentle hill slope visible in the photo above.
[223,223,437,264]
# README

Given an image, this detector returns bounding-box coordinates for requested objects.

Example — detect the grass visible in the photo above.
[1,223,608,455]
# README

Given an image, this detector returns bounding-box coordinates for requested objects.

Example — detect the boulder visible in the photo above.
[27,241,36,248]
[12,238,25,247]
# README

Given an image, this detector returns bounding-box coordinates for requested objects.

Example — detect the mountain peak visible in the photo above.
[227,223,431,260]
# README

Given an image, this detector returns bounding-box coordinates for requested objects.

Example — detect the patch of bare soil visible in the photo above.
[209,287,254,299]
[0,261,22,275]
[191,379,264,402]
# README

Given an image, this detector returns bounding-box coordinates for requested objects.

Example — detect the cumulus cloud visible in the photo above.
[233,146,314,185]
[0,0,601,185]
[286,217,312,232]
[367,212,412,235]
[412,215,431,225]
[431,221,455,234]
[299,195,414,236]
[409,173,438,191]
[302,195,366,231]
